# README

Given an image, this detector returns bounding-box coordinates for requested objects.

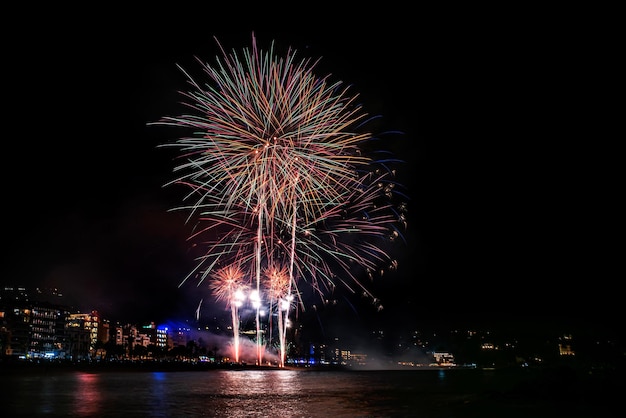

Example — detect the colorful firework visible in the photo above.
[263,263,292,367]
[153,32,407,366]
[208,264,249,363]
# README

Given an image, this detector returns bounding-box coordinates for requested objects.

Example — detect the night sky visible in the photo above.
[2,7,618,336]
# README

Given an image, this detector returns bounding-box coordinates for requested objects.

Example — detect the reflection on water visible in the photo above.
[74,373,102,417]
[0,368,617,417]
[204,370,306,417]
[149,372,168,414]
[37,374,56,415]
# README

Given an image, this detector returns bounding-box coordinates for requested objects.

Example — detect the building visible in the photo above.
[1,286,71,359]
[66,311,102,360]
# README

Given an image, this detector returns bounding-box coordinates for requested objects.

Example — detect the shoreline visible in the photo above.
[2,358,621,377]
[0,359,350,374]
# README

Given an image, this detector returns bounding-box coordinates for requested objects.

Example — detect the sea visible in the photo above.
[0,366,620,417]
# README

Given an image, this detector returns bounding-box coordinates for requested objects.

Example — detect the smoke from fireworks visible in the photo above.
[152,32,407,366]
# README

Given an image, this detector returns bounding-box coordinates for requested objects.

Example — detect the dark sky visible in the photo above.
[2,7,618,335]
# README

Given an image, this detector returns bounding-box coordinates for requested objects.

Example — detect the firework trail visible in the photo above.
[263,263,292,367]
[208,264,249,362]
[195,298,202,321]
[152,32,407,366]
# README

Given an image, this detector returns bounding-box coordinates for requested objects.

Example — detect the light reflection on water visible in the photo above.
[0,368,609,417]
[74,373,102,417]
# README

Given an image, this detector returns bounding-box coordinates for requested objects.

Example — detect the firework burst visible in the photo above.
[263,263,292,367]
[152,32,407,365]
[209,264,249,362]
[208,264,248,304]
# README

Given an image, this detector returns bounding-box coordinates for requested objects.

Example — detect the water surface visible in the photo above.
[1,367,618,417]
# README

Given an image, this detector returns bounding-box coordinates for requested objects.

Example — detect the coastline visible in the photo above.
[0,358,349,374]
